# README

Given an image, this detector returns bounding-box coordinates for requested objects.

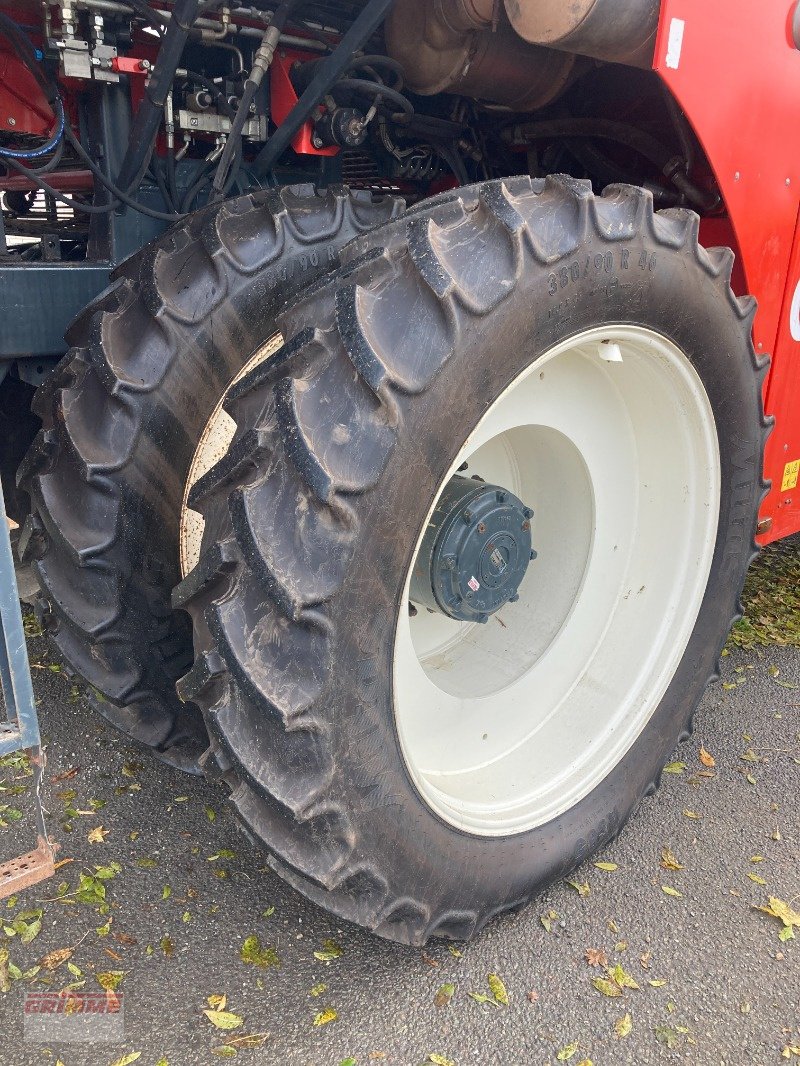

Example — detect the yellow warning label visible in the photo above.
[781,459,800,492]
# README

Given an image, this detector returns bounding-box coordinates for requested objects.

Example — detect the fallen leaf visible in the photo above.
[109,1054,141,1066]
[699,746,716,767]
[313,938,342,962]
[557,1042,579,1061]
[434,983,455,1008]
[592,977,622,997]
[660,847,684,871]
[39,947,73,971]
[207,994,227,1010]
[526,990,539,1003]
[756,896,800,929]
[487,973,508,1005]
[663,762,686,774]
[747,873,767,885]
[427,1056,454,1066]
[87,825,109,844]
[682,809,701,819]
[309,983,326,998]
[585,949,608,968]
[608,963,639,990]
[203,1009,244,1031]
[96,971,124,991]
[648,979,667,988]
[661,885,683,898]
[313,1008,337,1027]
[225,1033,269,1049]
[593,862,618,872]
[240,935,280,969]
[566,880,590,897]
[160,935,173,958]
[614,1013,633,1038]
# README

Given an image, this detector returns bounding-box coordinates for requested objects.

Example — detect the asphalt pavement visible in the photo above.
[0,563,798,1066]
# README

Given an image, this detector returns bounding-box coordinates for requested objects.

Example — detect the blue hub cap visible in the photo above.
[410,475,536,624]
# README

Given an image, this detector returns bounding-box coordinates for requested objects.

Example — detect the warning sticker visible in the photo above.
[468,576,480,592]
[782,459,800,492]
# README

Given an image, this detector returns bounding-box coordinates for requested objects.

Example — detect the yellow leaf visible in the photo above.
[556,1042,579,1060]
[608,963,639,990]
[747,873,767,885]
[88,825,109,843]
[593,862,618,872]
[313,1008,337,1027]
[699,746,716,767]
[428,1057,455,1066]
[566,880,590,897]
[487,973,508,1005]
[207,994,227,1010]
[661,885,683,898]
[592,977,622,997]
[682,810,701,819]
[614,1013,632,1038]
[109,1055,142,1066]
[756,896,800,928]
[663,762,685,774]
[203,1010,244,1031]
[660,847,684,871]
[649,979,667,987]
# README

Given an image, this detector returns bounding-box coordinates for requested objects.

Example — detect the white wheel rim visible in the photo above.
[179,333,283,577]
[393,325,721,836]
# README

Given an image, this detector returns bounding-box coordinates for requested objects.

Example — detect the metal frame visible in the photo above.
[0,473,56,898]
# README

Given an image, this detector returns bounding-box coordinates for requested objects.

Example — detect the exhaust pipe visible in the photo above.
[385,0,660,109]
[505,0,660,67]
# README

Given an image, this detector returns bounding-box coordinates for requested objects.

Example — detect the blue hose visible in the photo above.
[0,95,65,159]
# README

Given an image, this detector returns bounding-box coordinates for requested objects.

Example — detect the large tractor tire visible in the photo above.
[175,175,768,942]
[18,185,403,772]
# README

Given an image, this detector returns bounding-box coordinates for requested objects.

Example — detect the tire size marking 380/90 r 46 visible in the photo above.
[548,249,658,296]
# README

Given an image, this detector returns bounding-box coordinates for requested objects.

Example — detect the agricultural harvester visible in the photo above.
[0,0,798,942]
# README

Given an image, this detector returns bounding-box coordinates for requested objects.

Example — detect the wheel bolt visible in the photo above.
[523,506,534,519]
[477,613,489,624]
[530,549,538,561]
[462,508,473,523]
[521,520,530,531]
[477,522,486,534]
[496,490,506,503]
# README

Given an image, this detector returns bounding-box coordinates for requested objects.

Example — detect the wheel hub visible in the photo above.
[409,475,535,623]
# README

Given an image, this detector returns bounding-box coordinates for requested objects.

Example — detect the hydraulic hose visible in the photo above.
[114,0,201,195]
[511,117,719,211]
[210,0,300,199]
[252,0,395,178]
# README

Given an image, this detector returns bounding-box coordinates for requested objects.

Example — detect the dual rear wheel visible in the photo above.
[173,176,766,942]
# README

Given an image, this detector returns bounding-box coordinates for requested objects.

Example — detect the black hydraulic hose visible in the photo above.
[252,0,395,178]
[127,0,168,32]
[64,124,183,220]
[114,0,201,196]
[0,154,120,215]
[513,118,719,211]
[182,68,235,119]
[333,78,413,118]
[210,0,300,199]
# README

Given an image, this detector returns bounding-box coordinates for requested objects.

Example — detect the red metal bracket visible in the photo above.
[270,49,338,157]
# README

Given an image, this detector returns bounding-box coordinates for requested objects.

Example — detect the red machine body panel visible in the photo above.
[655,0,800,542]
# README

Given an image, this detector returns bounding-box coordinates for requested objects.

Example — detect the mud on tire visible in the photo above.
[176,175,768,941]
[18,185,403,772]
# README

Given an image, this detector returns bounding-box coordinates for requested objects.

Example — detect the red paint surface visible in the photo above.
[656,1,800,541]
